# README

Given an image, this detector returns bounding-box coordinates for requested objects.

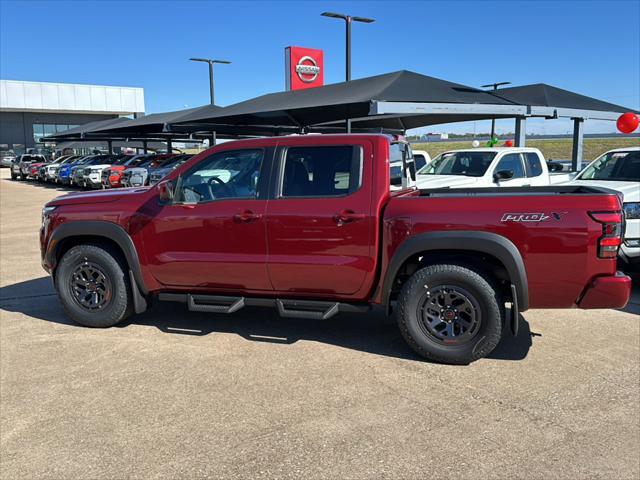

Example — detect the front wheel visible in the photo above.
[395,264,504,365]
[10,171,17,180]
[55,244,134,327]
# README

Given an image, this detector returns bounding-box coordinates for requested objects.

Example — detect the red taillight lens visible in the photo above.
[589,211,623,259]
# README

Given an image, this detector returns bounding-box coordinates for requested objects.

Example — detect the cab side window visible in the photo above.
[525,152,543,177]
[280,146,362,198]
[495,153,525,179]
[175,149,263,204]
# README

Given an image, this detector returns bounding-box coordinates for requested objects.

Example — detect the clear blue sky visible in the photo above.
[1,0,639,134]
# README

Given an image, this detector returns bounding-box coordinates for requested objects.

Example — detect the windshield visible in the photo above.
[112,155,133,165]
[578,150,640,181]
[418,151,497,177]
[20,155,44,162]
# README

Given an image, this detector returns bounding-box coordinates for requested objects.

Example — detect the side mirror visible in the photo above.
[158,179,174,203]
[493,169,514,182]
[547,162,563,172]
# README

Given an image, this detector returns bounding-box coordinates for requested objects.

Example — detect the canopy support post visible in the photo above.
[571,118,584,172]
[167,139,173,154]
[107,140,113,154]
[143,140,148,154]
[211,131,217,147]
[514,117,526,147]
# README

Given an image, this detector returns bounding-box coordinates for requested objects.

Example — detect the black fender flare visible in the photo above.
[381,231,529,311]
[46,220,148,296]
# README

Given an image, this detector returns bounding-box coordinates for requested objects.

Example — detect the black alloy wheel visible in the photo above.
[418,285,481,345]
[69,261,113,311]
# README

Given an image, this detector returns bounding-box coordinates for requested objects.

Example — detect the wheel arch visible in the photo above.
[46,220,148,296]
[382,231,529,312]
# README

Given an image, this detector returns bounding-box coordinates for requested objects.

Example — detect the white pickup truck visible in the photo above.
[416,147,558,188]
[567,147,640,269]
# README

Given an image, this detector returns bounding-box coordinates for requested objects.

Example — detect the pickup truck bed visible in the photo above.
[40,134,631,364]
[382,185,623,310]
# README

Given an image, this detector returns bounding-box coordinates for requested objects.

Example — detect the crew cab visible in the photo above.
[416,147,552,189]
[40,135,631,364]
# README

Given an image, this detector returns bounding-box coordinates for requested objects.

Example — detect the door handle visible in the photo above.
[234,210,262,223]
[333,210,366,225]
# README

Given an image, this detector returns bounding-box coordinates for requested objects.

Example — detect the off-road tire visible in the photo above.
[56,244,134,328]
[395,263,504,365]
[10,172,17,180]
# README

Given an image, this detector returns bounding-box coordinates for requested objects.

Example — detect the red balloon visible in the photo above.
[504,139,514,147]
[617,112,639,134]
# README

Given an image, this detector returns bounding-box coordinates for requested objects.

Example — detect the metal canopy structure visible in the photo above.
[169,70,518,133]
[44,117,131,141]
[88,105,215,136]
[43,106,226,153]
[44,71,637,170]
[354,81,637,170]
[55,140,183,152]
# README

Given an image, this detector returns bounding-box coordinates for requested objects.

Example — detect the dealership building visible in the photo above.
[0,80,145,155]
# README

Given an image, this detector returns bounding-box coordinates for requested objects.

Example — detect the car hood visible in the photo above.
[416,175,483,189]
[47,187,151,206]
[571,180,640,201]
[84,164,112,171]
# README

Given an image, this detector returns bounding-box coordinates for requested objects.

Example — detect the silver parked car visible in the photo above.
[11,154,46,180]
[0,150,17,167]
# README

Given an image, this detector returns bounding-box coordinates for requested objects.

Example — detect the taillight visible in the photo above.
[589,211,623,259]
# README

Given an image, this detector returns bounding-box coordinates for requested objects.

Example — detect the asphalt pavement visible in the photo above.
[1,168,638,479]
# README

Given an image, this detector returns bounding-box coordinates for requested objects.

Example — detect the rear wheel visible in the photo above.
[55,244,133,327]
[395,264,504,365]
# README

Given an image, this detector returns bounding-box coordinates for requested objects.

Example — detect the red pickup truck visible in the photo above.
[40,135,631,364]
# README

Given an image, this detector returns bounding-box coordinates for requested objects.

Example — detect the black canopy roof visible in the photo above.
[44,117,130,141]
[170,70,517,132]
[492,83,636,114]
[88,105,220,135]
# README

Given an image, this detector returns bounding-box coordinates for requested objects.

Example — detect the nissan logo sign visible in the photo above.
[295,56,320,83]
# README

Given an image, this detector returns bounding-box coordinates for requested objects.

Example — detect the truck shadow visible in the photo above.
[0,277,534,363]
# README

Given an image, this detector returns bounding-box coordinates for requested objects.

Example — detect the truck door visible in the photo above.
[492,153,530,187]
[143,148,272,291]
[266,142,374,296]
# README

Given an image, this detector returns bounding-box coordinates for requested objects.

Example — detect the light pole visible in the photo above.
[481,81,511,140]
[321,11,374,132]
[189,57,231,105]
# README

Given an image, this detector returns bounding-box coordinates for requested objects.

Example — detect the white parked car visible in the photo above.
[567,147,640,269]
[416,147,551,189]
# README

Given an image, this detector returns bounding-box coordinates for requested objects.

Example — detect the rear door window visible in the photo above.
[524,152,543,177]
[414,154,428,170]
[280,146,362,198]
